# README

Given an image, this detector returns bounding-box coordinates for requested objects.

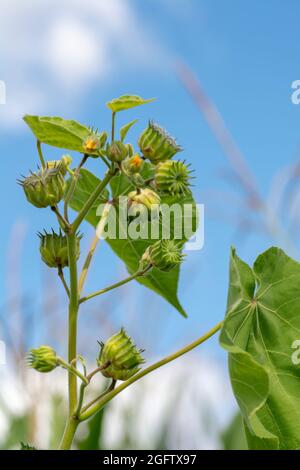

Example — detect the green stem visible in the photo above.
[79,321,223,422]
[37,140,46,169]
[51,205,70,232]
[57,358,88,385]
[111,111,116,142]
[72,170,115,233]
[75,382,86,418]
[59,417,79,450]
[66,232,79,414]
[74,362,111,418]
[80,379,116,415]
[78,234,100,295]
[78,201,113,294]
[64,154,88,222]
[58,267,70,297]
[79,266,151,304]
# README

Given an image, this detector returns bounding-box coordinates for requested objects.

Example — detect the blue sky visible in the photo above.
[1,0,300,363]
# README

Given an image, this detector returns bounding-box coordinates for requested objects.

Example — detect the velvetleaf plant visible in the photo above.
[20,94,300,450]
[20,94,202,450]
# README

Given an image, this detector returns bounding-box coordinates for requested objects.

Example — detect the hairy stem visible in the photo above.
[37,140,46,169]
[78,201,113,294]
[78,235,100,295]
[64,154,88,222]
[79,266,151,304]
[51,205,70,232]
[67,232,79,414]
[80,379,116,415]
[59,417,79,450]
[75,363,111,418]
[58,267,70,297]
[72,170,115,233]
[57,358,88,385]
[79,321,223,422]
[111,111,116,142]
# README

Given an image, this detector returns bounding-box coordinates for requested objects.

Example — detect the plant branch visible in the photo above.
[58,417,79,450]
[111,111,116,142]
[57,266,70,297]
[57,358,88,385]
[74,362,111,418]
[51,205,70,232]
[78,202,112,295]
[72,170,116,233]
[80,379,116,415]
[37,140,46,169]
[78,235,100,295]
[86,362,111,382]
[64,154,89,222]
[79,265,152,304]
[79,321,223,421]
[66,232,80,415]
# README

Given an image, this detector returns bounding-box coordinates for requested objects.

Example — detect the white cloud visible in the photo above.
[45,17,106,89]
[0,0,167,129]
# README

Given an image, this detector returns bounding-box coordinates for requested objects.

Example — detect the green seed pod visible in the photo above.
[128,188,161,220]
[122,154,144,176]
[46,155,73,176]
[155,160,192,195]
[125,143,135,157]
[107,141,128,163]
[141,239,185,272]
[38,230,81,268]
[19,166,66,208]
[128,188,160,210]
[138,121,182,163]
[26,345,58,373]
[97,328,145,381]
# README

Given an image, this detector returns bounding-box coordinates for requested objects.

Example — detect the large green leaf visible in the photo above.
[68,170,198,317]
[23,115,99,154]
[66,169,110,216]
[220,247,300,450]
[220,413,248,450]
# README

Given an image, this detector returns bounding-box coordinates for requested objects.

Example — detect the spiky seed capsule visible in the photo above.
[38,230,81,268]
[97,328,145,381]
[122,154,144,176]
[46,155,73,176]
[138,121,182,163]
[107,141,128,163]
[19,166,66,208]
[128,188,161,220]
[155,160,192,195]
[140,239,185,272]
[26,345,58,373]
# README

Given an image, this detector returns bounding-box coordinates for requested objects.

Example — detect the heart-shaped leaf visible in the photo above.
[66,169,109,216]
[220,247,300,450]
[68,169,198,317]
[106,95,155,113]
[23,115,99,155]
